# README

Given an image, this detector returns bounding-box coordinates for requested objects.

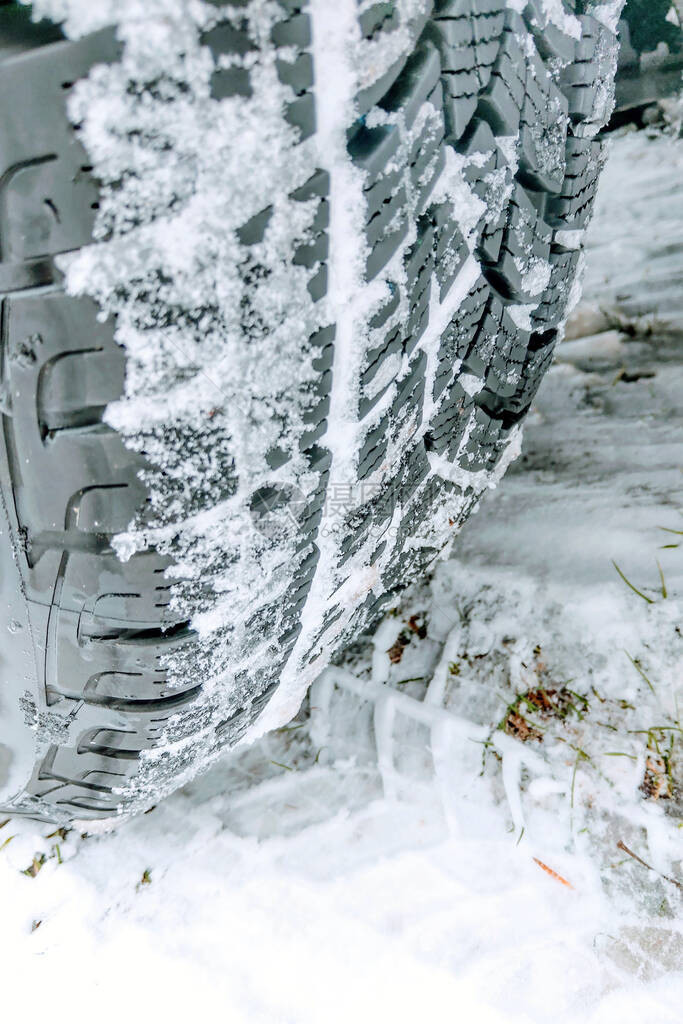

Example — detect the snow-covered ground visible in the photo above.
[1,127,681,1022]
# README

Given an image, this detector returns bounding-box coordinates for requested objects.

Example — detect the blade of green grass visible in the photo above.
[612,561,654,604]
[624,651,656,695]
[656,560,667,599]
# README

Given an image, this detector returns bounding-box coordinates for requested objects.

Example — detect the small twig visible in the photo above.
[616,840,682,891]
[533,857,573,889]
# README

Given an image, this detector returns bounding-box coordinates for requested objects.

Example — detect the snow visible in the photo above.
[1,124,681,1018]
[590,2,625,34]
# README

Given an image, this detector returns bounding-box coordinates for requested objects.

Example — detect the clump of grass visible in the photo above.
[136,869,152,891]
[641,750,672,800]
[498,684,589,744]
[45,826,69,841]
[636,726,680,803]
[22,853,46,879]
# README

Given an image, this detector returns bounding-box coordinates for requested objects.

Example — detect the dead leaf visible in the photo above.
[387,632,409,664]
[505,712,542,743]
[640,753,672,800]
[407,614,427,639]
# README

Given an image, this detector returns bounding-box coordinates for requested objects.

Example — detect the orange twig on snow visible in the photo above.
[532,857,574,889]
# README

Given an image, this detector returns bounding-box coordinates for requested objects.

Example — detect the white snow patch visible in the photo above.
[517,254,552,296]
[555,228,584,250]
[590,1,626,34]
[507,303,536,331]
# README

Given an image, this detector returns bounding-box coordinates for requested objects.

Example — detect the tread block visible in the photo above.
[519,52,568,193]
[547,135,603,229]
[359,3,400,40]
[482,182,552,303]
[429,0,505,139]
[530,245,580,330]
[434,276,489,399]
[429,376,475,457]
[561,15,618,129]
[37,346,125,437]
[504,328,558,416]
[462,118,514,262]
[522,0,576,64]
[380,44,442,130]
[0,30,120,262]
